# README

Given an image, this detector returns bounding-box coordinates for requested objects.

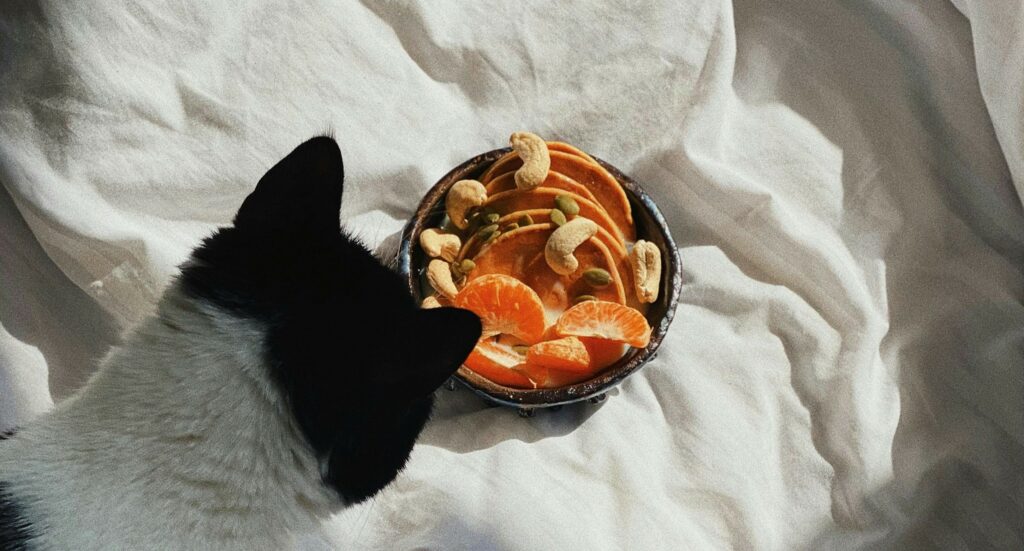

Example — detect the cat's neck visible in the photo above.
[0,285,338,549]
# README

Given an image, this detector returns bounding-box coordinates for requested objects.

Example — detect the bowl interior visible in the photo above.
[397,148,681,408]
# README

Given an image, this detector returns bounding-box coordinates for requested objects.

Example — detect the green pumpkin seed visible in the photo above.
[484,212,500,224]
[459,259,476,273]
[573,294,598,305]
[502,222,520,232]
[518,214,534,226]
[549,209,567,227]
[582,268,612,287]
[478,224,500,242]
[554,194,580,216]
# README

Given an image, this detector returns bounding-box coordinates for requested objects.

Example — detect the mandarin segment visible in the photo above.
[579,337,629,371]
[463,338,536,388]
[518,336,627,389]
[453,274,546,344]
[526,336,591,372]
[555,300,652,348]
[465,225,627,324]
[518,362,595,389]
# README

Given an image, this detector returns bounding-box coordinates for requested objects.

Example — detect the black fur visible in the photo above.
[0,483,33,551]
[179,136,481,504]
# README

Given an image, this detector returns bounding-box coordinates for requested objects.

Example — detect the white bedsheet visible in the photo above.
[1,1,1021,549]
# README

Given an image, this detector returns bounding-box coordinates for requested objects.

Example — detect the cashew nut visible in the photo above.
[419,228,461,262]
[427,259,459,299]
[510,132,550,190]
[544,218,599,275]
[421,295,443,309]
[630,240,661,303]
[445,180,487,230]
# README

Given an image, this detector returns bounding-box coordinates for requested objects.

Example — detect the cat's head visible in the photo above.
[179,136,481,504]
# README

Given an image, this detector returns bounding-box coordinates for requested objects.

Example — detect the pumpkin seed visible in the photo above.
[549,209,567,227]
[477,230,497,243]
[459,259,476,273]
[573,294,598,305]
[554,194,580,216]
[518,214,534,226]
[582,268,612,287]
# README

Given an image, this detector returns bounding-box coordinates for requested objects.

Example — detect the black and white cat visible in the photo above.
[0,136,482,550]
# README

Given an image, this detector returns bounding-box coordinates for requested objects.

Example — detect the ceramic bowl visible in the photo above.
[397,147,681,414]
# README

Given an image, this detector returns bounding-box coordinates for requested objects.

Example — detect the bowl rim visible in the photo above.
[397,147,682,408]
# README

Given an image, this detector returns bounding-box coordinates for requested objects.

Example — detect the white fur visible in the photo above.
[0,285,342,550]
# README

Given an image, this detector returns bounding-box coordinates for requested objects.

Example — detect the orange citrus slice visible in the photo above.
[579,336,629,371]
[466,225,627,324]
[555,300,652,348]
[517,362,595,388]
[453,274,546,344]
[526,336,591,372]
[463,337,535,388]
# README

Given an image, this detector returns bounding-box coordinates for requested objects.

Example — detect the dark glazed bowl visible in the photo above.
[397,147,682,413]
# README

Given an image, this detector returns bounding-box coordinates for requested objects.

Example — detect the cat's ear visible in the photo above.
[382,307,482,397]
[234,136,344,234]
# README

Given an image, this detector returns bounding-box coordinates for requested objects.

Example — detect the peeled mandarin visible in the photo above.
[579,336,629,371]
[555,300,652,348]
[463,337,536,388]
[526,336,591,372]
[518,362,595,389]
[466,225,627,325]
[454,274,546,344]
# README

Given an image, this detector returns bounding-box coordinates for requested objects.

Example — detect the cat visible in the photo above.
[0,136,482,550]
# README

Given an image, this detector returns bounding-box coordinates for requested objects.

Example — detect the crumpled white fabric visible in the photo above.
[1,1,1021,549]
